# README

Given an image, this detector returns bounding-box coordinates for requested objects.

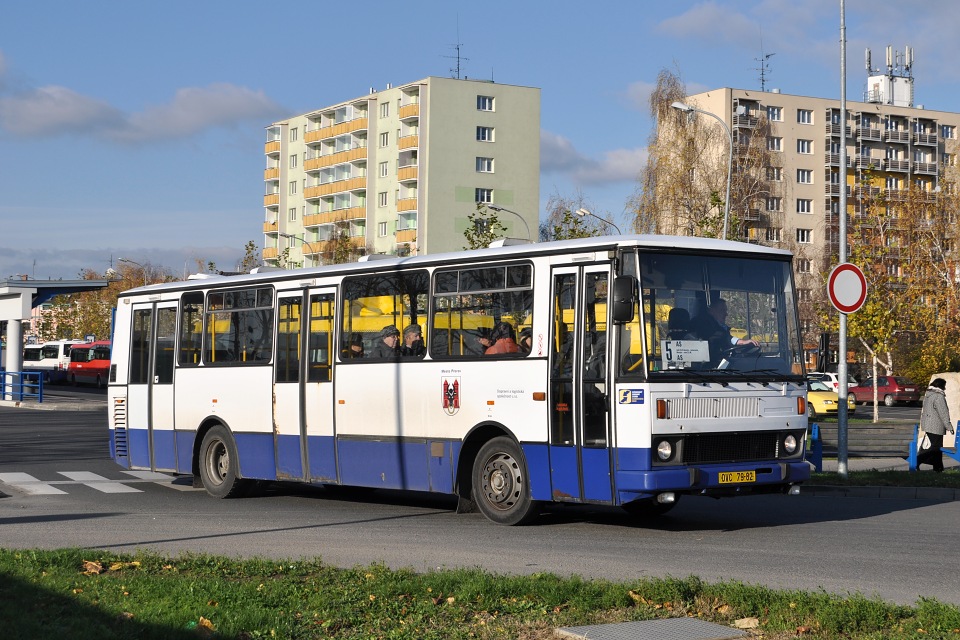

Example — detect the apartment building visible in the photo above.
[261,76,540,267]
[679,59,960,270]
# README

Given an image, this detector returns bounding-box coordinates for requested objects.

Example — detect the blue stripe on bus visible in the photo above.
[234,432,278,480]
[152,430,177,470]
[275,435,303,479]
[521,443,552,502]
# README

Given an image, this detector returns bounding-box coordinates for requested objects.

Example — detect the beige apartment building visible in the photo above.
[261,76,540,266]
[680,64,960,276]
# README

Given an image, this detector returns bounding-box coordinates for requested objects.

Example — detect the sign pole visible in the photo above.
[837,0,849,478]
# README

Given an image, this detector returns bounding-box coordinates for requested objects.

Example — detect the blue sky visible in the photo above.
[3,0,959,280]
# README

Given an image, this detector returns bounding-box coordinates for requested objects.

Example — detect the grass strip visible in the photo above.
[2,548,959,639]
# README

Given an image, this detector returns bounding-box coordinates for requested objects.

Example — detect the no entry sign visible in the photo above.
[827,263,867,314]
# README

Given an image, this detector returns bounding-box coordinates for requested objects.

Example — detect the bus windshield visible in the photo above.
[619,250,802,379]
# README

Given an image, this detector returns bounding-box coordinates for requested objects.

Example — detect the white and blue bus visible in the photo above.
[107,235,809,525]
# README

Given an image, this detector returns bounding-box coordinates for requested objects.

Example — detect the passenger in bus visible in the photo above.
[341,334,365,359]
[369,325,400,359]
[518,327,533,355]
[666,308,695,340]
[485,321,519,355]
[400,324,426,358]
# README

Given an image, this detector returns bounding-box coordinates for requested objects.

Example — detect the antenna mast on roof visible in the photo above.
[444,17,469,79]
[755,34,775,92]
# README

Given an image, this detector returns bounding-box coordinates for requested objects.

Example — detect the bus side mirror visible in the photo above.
[612,275,636,324]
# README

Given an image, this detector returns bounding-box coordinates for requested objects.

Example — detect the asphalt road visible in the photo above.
[1,403,956,609]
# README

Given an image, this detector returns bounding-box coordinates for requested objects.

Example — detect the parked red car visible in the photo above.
[849,376,920,406]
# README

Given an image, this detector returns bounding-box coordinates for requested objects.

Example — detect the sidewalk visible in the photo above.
[805,455,960,501]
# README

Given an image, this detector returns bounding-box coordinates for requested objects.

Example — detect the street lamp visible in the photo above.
[574,208,622,235]
[118,258,147,287]
[671,101,734,241]
[487,205,532,242]
[278,232,321,268]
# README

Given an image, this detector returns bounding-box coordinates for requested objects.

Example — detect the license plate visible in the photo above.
[718,470,756,484]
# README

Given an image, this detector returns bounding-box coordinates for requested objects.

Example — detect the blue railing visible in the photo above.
[0,371,44,403]
[806,423,823,472]
[908,422,960,471]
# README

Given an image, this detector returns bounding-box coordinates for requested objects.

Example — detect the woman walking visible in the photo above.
[918,378,955,472]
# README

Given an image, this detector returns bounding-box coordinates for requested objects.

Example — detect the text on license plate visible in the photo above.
[718,470,756,484]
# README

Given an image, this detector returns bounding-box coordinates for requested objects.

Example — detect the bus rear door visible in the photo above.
[548,265,614,503]
[127,302,178,470]
[273,289,336,482]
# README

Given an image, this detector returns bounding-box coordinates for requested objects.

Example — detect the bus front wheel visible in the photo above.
[198,425,247,499]
[472,437,539,526]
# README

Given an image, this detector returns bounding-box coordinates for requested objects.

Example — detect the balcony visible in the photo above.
[398,165,419,182]
[825,183,842,196]
[398,135,419,150]
[264,167,280,180]
[857,126,882,141]
[883,130,910,144]
[914,161,938,175]
[263,247,279,260]
[397,229,417,243]
[263,221,278,233]
[733,114,759,128]
[854,157,876,170]
[264,141,280,155]
[303,207,366,227]
[264,193,280,206]
[304,117,369,144]
[304,176,367,199]
[398,197,418,212]
[304,147,367,172]
[399,104,420,119]
[827,123,852,138]
[882,159,910,172]
[914,132,938,146]
[824,153,851,167]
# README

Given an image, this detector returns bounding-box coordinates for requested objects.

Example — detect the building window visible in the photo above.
[796,228,812,244]
[796,258,812,274]
[379,102,389,118]
[797,169,813,184]
[945,153,956,167]
[288,207,297,222]
[767,166,782,181]
[475,188,493,204]
[767,136,782,151]
[766,106,782,121]
[379,161,389,177]
[476,126,494,142]
[289,154,298,169]
[766,227,782,242]
[379,132,389,147]
[941,124,955,139]
[797,109,813,124]
[476,157,494,173]
[797,288,811,302]
[477,95,495,111]
[378,221,388,237]
[797,199,812,213]
[289,181,297,195]
[886,176,900,189]
[797,139,813,154]
[766,197,782,212]
[290,127,298,142]
[378,192,388,207]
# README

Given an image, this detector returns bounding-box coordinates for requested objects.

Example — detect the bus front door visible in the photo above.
[548,266,614,503]
[274,290,336,482]
[128,302,178,471]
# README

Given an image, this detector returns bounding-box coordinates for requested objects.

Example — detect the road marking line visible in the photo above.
[0,472,67,495]
[121,470,203,491]
[59,471,142,493]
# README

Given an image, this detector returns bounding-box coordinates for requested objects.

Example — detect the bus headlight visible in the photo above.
[656,440,673,461]
[783,434,798,455]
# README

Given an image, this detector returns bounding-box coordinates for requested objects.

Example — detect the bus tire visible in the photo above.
[472,436,539,526]
[198,425,247,499]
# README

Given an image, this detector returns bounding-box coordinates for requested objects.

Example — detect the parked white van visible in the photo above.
[22,340,83,383]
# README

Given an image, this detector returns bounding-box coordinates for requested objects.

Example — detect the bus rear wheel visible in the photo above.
[198,425,247,499]
[472,437,539,525]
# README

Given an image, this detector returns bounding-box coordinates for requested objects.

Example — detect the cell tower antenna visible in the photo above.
[755,35,775,92]
[443,17,469,79]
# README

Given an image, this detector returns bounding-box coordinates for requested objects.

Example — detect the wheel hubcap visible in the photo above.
[481,453,521,511]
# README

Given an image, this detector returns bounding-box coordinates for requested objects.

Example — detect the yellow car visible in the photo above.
[806,379,856,419]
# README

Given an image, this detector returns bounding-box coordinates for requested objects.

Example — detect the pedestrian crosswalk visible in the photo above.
[0,470,201,495]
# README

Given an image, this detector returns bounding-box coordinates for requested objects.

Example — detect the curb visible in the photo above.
[803,484,960,501]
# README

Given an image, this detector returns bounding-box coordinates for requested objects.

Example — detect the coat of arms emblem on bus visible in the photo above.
[442,377,460,415]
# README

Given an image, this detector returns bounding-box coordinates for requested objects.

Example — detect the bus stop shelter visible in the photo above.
[1,278,111,399]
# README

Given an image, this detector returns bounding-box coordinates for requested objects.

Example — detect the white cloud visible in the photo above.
[541,130,647,186]
[0,81,284,142]
[657,1,758,47]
